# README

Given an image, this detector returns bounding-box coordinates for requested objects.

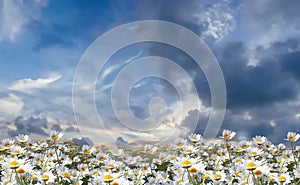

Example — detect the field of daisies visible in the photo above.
[0,130,300,185]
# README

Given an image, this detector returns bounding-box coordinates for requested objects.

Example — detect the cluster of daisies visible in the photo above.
[0,130,300,185]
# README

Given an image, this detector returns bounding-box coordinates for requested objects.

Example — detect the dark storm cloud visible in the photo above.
[280,51,300,82]
[51,124,62,132]
[133,0,300,111]
[219,41,299,109]
[7,115,79,138]
[9,116,48,137]
[179,38,300,143]
[218,39,300,142]
[245,0,300,30]
[181,109,209,134]
[132,0,300,143]
[220,101,300,144]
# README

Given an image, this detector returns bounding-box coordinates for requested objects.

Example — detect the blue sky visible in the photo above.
[0,0,300,144]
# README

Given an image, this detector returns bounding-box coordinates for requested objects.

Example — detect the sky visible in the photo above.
[0,0,300,145]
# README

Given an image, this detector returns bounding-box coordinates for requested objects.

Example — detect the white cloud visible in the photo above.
[194,0,237,42]
[0,93,24,116]
[0,0,48,42]
[9,74,61,93]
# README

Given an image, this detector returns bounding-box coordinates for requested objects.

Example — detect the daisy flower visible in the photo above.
[276,173,291,185]
[2,138,14,149]
[144,144,158,154]
[110,148,123,157]
[173,138,187,148]
[50,130,63,141]
[211,171,227,183]
[220,129,236,140]
[253,135,267,145]
[179,158,195,169]
[102,173,115,184]
[285,132,300,142]
[188,133,202,143]
[39,171,56,183]
[15,134,30,143]
[82,145,95,155]
[244,160,261,171]
[238,140,251,150]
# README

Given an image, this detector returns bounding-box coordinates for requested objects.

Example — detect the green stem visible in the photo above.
[53,141,61,183]
[14,169,23,185]
[186,169,197,185]
[226,140,234,168]
[22,177,29,185]
[251,171,257,185]
[291,142,299,168]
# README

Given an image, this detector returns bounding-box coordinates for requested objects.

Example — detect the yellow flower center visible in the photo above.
[224,134,231,139]
[13,150,21,155]
[63,172,70,179]
[285,154,291,158]
[181,159,192,168]
[257,139,263,144]
[51,135,59,140]
[161,157,167,162]
[177,179,183,184]
[253,169,263,175]
[9,160,20,169]
[192,137,198,141]
[30,174,37,180]
[278,175,287,182]
[185,149,193,153]
[288,136,295,141]
[19,138,26,143]
[202,175,209,179]
[189,167,197,173]
[103,174,114,183]
[213,173,222,180]
[251,152,258,157]
[235,171,241,177]
[16,167,25,174]
[41,174,50,181]
[246,161,257,170]
[107,163,115,169]
[48,153,54,157]
[83,150,90,155]
[242,145,248,149]
[177,143,184,147]
[111,181,119,185]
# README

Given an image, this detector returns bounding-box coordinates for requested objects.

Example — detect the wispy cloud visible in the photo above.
[9,74,61,93]
[0,0,48,42]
